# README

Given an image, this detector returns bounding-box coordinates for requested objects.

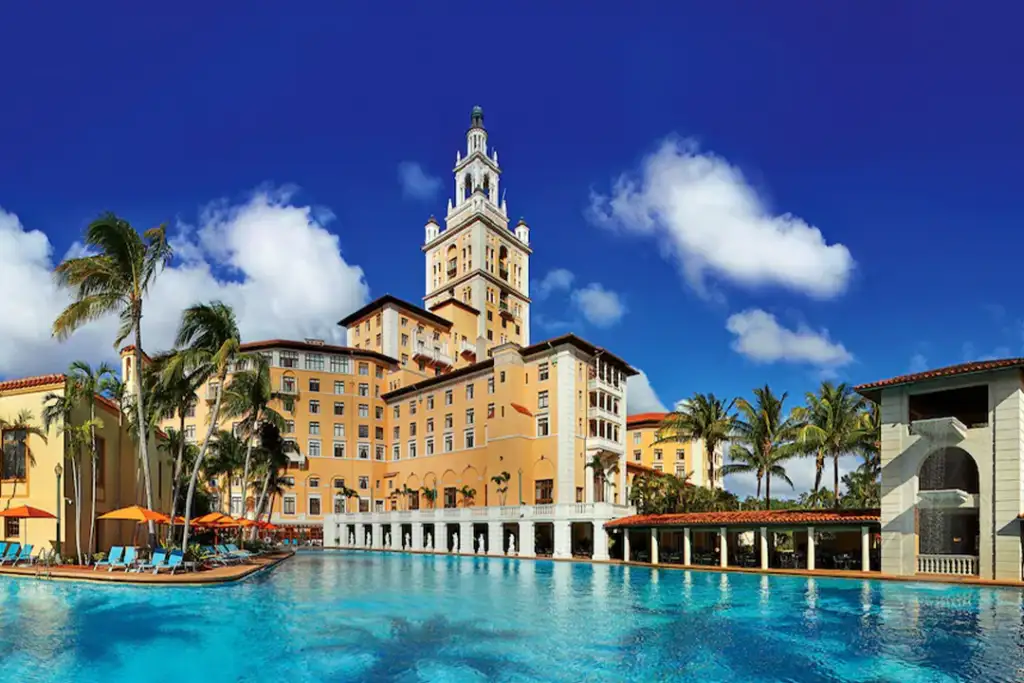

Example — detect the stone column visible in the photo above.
[520,520,535,557]
[760,526,769,569]
[488,521,503,556]
[411,523,424,551]
[388,523,399,550]
[553,522,572,559]
[650,529,660,565]
[459,521,472,554]
[807,526,816,571]
[372,523,383,549]
[718,527,728,567]
[592,523,610,561]
[683,527,692,565]
[623,529,631,562]
[861,525,871,572]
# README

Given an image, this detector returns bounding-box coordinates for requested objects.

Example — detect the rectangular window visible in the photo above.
[281,376,296,394]
[465,429,475,449]
[444,413,453,430]
[633,450,642,462]
[283,496,296,515]
[487,377,495,394]
[333,423,345,438]
[654,449,663,461]
[426,418,434,433]
[358,475,369,489]
[392,444,400,461]
[375,406,383,420]
[358,383,369,397]
[466,384,474,399]
[334,380,345,394]
[308,440,321,457]
[538,362,549,381]
[445,389,453,405]
[409,400,417,416]
[375,445,385,461]
[393,405,400,419]
[538,391,549,410]
[425,437,434,456]
[359,499,369,512]
[4,518,20,538]
[444,433,453,452]
[410,422,417,437]
[535,479,553,504]
[633,431,641,444]
[487,403,495,419]
[536,416,550,437]
[426,395,435,410]
[375,426,384,440]
[358,404,369,418]
[330,356,350,374]
[309,378,320,392]
[305,353,324,371]
[309,421,320,435]
[309,399,320,414]
[358,444,370,460]
[444,487,457,509]
[333,442,345,458]
[334,402,344,416]
[466,408,474,425]
[401,354,408,366]
[309,477,320,488]
[358,363,369,376]
[409,441,417,459]
[280,352,298,368]
[393,426,400,440]
[358,425,369,439]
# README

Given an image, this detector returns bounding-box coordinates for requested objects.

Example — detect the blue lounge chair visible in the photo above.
[225,543,255,559]
[200,546,233,566]
[94,546,124,571]
[110,546,137,571]
[0,542,7,558]
[11,545,34,566]
[0,544,21,565]
[156,550,184,574]
[135,550,167,573]
[216,545,246,563]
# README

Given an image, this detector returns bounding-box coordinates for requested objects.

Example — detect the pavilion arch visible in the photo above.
[532,457,556,482]
[422,472,438,490]
[404,474,421,491]
[918,446,980,494]
[462,465,483,485]
[441,469,459,488]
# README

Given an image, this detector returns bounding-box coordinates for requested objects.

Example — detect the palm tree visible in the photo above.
[252,421,294,523]
[40,392,83,561]
[420,487,438,509]
[52,213,172,547]
[2,410,48,508]
[724,385,800,509]
[585,453,620,503]
[490,471,511,506]
[657,393,735,487]
[207,430,246,515]
[795,382,868,506]
[67,361,114,559]
[397,484,415,511]
[171,301,242,552]
[146,352,201,538]
[221,353,286,526]
[457,485,476,507]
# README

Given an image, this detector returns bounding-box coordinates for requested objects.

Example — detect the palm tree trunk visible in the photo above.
[182,372,226,552]
[755,474,762,499]
[71,456,82,564]
[169,411,186,544]
[765,473,771,510]
[88,401,98,563]
[240,408,260,541]
[833,453,840,508]
[255,471,272,523]
[706,439,715,486]
[132,324,157,548]
[813,452,824,492]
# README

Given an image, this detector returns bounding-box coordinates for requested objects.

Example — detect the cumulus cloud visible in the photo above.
[908,353,929,373]
[397,162,442,200]
[534,268,575,299]
[626,370,668,414]
[725,309,852,367]
[571,283,626,327]
[588,137,854,300]
[0,189,370,378]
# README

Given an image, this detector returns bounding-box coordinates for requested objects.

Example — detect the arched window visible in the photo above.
[463,174,472,199]
[920,447,979,493]
[483,174,491,199]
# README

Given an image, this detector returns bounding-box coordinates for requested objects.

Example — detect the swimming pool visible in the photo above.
[1,551,1022,682]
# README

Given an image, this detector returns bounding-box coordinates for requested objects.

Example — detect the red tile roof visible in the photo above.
[118,345,152,362]
[511,402,533,417]
[856,358,1024,401]
[626,461,663,475]
[627,412,668,428]
[605,508,880,529]
[0,374,66,393]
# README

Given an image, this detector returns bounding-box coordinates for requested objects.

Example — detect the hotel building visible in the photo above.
[161,107,638,559]
[0,373,172,555]
[625,412,723,489]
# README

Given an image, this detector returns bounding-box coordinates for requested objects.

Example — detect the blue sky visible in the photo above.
[2,3,1022,493]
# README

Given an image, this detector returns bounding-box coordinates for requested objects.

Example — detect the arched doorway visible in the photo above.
[917,447,980,575]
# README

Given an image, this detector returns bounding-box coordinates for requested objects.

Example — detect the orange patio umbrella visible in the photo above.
[97,505,168,523]
[0,505,57,546]
[192,511,233,526]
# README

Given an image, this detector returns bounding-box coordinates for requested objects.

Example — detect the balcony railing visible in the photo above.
[460,338,477,358]
[499,266,509,281]
[917,554,979,576]
[280,383,298,395]
[331,502,635,525]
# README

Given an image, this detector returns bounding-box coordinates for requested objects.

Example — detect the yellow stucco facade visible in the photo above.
[625,412,721,489]
[0,374,172,556]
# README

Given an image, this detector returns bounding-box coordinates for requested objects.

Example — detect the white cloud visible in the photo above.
[908,353,928,373]
[397,162,442,200]
[626,370,668,414]
[0,189,370,378]
[725,308,852,367]
[534,268,575,299]
[725,453,859,499]
[571,283,626,327]
[588,137,854,300]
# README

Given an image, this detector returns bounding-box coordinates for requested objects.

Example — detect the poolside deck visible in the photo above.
[0,551,293,586]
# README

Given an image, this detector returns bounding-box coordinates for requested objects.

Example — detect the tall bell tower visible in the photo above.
[423,106,531,350]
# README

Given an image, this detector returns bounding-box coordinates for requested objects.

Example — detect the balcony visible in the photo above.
[498,301,514,320]
[499,265,509,281]
[587,434,623,454]
[588,372,623,395]
[446,261,458,278]
[460,338,477,360]
[413,341,453,370]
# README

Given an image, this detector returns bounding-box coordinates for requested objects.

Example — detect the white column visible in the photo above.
[719,527,728,567]
[412,523,424,551]
[861,525,871,572]
[593,523,610,561]
[650,529,660,565]
[807,526,816,571]
[372,524,383,549]
[488,521,503,556]
[389,523,399,550]
[623,529,631,562]
[520,520,535,557]
[683,527,692,565]
[459,522,472,554]
[553,522,572,559]
[760,527,769,569]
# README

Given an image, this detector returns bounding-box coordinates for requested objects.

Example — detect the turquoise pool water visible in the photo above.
[1,551,1023,682]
